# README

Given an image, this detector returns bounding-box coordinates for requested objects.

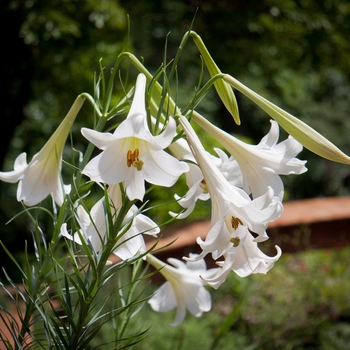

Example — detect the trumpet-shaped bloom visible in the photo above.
[202,233,282,289]
[146,253,219,327]
[81,73,189,201]
[60,184,159,260]
[193,112,307,199]
[0,96,84,206]
[179,116,282,284]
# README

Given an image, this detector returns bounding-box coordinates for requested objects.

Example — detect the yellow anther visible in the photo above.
[231,216,243,230]
[127,150,133,167]
[126,148,143,171]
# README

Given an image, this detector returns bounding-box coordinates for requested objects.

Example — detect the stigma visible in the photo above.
[230,236,240,247]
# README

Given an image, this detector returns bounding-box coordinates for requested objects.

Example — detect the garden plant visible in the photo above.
[0,26,349,349]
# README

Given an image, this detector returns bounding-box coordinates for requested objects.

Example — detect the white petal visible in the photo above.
[17,160,61,206]
[197,216,231,259]
[171,299,187,327]
[76,205,91,229]
[60,224,83,245]
[186,284,212,316]
[128,73,147,117]
[233,236,282,277]
[169,202,196,219]
[148,282,177,312]
[153,117,177,149]
[114,232,146,260]
[191,112,307,199]
[14,152,28,171]
[50,177,66,207]
[185,256,207,273]
[82,143,127,184]
[124,167,145,201]
[143,149,189,187]
[258,120,279,148]
[134,213,160,236]
[201,260,232,290]
[107,184,123,208]
[167,258,187,270]
[114,113,153,141]
[0,153,27,183]
[81,128,116,150]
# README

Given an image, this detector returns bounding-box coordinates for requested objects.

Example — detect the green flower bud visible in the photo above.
[190,31,240,125]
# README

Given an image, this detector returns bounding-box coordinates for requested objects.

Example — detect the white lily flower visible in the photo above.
[60,184,159,260]
[0,96,84,206]
[179,116,282,283]
[193,112,307,200]
[146,253,218,327]
[81,73,189,201]
[202,232,282,289]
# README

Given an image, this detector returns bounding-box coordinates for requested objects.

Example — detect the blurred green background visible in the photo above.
[1,1,350,345]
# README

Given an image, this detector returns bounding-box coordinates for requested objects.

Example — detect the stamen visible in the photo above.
[126,148,144,171]
[127,150,133,167]
[231,216,243,230]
